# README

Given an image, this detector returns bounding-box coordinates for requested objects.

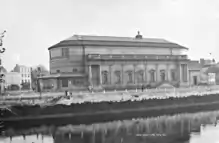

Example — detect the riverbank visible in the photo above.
[2,91,219,129]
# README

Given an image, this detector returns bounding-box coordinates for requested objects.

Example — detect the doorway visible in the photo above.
[91,65,100,86]
[193,76,198,85]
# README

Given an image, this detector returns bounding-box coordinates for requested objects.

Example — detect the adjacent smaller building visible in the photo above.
[188,60,202,86]
[5,72,22,89]
[188,59,219,86]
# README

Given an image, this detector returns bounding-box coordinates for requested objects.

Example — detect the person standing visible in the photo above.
[141,84,144,92]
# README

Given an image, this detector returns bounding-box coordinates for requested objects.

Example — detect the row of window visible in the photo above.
[20,68,31,73]
[50,48,69,59]
[21,80,30,83]
[22,74,30,78]
[61,79,83,87]
[56,68,78,73]
[102,70,177,84]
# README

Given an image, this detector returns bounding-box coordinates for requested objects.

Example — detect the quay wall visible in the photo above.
[2,94,219,128]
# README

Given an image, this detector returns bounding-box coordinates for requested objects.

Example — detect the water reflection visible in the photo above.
[2,110,219,143]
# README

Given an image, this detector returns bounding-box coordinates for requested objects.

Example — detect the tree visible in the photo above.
[31,65,49,90]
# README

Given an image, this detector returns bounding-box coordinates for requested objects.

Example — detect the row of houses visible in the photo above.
[2,64,49,91]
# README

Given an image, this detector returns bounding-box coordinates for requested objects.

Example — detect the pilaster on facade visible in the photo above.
[155,63,159,82]
[166,63,169,81]
[99,65,102,85]
[121,64,124,85]
[144,61,148,83]
[133,64,136,84]
[88,65,92,85]
[109,65,112,85]
[186,64,189,83]
[178,62,181,83]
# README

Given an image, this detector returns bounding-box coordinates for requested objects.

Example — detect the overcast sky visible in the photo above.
[1,0,219,71]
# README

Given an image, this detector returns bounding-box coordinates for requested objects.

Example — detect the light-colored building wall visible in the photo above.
[13,64,31,83]
[5,72,22,86]
[85,46,183,55]
[98,61,186,89]
[189,70,200,86]
[49,45,185,75]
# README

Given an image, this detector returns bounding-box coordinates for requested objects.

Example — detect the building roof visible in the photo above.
[5,72,21,75]
[48,34,188,50]
[205,65,219,73]
[188,61,202,71]
[38,73,85,79]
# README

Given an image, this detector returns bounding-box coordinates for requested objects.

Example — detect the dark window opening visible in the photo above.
[137,70,144,83]
[62,79,68,87]
[150,70,155,82]
[114,71,121,84]
[73,68,78,73]
[62,48,69,57]
[127,71,133,83]
[102,71,108,84]
[171,71,176,81]
[160,70,165,82]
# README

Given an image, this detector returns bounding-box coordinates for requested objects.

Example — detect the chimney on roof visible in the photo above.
[135,31,143,39]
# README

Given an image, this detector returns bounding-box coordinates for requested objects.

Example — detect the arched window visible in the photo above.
[114,71,121,84]
[171,69,176,81]
[126,71,133,83]
[102,71,108,84]
[149,69,155,82]
[160,70,165,82]
[137,70,144,83]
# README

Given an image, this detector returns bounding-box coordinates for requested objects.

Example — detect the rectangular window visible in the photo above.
[62,79,68,87]
[150,70,155,82]
[50,49,62,58]
[73,68,78,73]
[62,48,69,57]
[171,71,176,81]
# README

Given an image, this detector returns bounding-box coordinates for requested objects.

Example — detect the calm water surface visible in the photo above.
[2,110,219,143]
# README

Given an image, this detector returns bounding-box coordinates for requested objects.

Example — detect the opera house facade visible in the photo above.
[40,32,190,91]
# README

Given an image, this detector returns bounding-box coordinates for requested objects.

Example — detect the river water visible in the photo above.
[1,110,219,143]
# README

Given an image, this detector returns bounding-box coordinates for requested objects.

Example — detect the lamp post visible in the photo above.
[0,30,6,95]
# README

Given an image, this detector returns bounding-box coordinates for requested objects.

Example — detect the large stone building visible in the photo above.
[41,32,190,91]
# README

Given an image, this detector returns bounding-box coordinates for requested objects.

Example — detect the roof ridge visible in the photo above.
[71,34,168,41]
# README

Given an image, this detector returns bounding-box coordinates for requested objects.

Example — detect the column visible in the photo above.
[121,64,124,85]
[133,64,136,84]
[109,65,112,84]
[155,64,159,82]
[99,65,102,85]
[89,65,92,86]
[185,64,188,82]
[144,62,147,83]
[177,62,181,83]
[166,63,169,81]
